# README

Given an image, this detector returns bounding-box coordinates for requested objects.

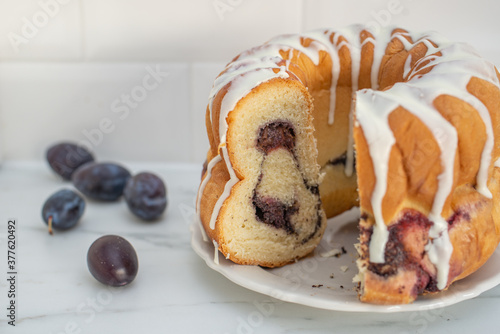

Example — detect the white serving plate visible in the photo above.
[191,207,500,312]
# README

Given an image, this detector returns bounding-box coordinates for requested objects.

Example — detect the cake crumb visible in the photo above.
[312,284,323,288]
[330,273,335,279]
[340,265,349,272]
[320,248,342,258]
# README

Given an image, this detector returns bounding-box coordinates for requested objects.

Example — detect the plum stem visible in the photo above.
[48,216,53,235]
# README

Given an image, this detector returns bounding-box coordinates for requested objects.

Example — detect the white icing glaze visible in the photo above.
[356,91,394,263]
[333,25,364,177]
[196,154,222,218]
[199,221,209,243]
[196,154,222,241]
[209,56,285,112]
[266,34,326,65]
[198,24,500,291]
[413,44,496,199]
[214,66,290,145]
[304,26,376,175]
[403,54,413,79]
[370,33,386,90]
[301,30,342,125]
[209,146,239,230]
[213,240,219,265]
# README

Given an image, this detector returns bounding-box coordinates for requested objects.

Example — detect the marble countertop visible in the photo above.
[0,161,499,334]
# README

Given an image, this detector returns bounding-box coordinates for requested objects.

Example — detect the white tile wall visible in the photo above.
[0,0,82,60]
[0,62,190,162]
[0,0,499,162]
[82,0,302,61]
[190,62,226,164]
[303,0,500,64]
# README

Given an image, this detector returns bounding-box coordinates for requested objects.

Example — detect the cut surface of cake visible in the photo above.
[196,24,500,304]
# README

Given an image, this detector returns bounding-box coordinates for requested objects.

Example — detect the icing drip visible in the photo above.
[196,154,222,241]
[403,54,412,79]
[334,25,366,177]
[213,66,290,144]
[304,26,374,175]
[369,30,410,90]
[197,154,223,218]
[301,30,341,125]
[303,26,375,126]
[209,146,239,230]
[213,240,219,265]
[199,222,209,242]
[356,91,394,263]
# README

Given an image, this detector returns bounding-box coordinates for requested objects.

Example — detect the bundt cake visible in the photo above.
[196,24,500,304]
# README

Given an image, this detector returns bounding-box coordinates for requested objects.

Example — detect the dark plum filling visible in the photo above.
[252,193,298,234]
[365,210,437,295]
[363,208,472,295]
[306,184,320,196]
[201,159,207,179]
[447,209,471,228]
[368,231,406,277]
[301,201,324,244]
[256,121,295,154]
[252,121,323,239]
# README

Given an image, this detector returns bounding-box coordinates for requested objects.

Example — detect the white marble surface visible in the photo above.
[0,161,499,334]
